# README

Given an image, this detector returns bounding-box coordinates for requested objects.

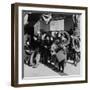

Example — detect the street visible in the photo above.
[24,61,80,77]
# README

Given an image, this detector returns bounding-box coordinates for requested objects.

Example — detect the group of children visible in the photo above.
[24,30,80,73]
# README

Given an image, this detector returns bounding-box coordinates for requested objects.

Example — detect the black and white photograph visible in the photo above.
[23,11,81,77]
[11,3,87,86]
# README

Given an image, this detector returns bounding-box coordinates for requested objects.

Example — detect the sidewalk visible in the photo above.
[24,61,80,77]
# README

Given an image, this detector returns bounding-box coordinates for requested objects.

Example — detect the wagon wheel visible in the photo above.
[72,36,80,52]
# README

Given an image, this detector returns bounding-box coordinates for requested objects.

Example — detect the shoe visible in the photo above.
[74,62,77,66]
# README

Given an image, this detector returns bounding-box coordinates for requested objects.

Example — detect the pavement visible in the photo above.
[24,61,80,77]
